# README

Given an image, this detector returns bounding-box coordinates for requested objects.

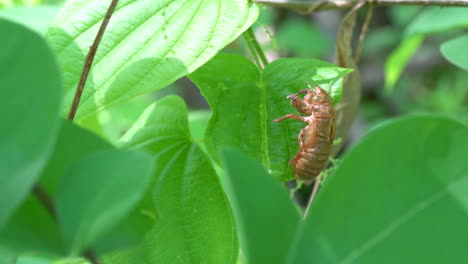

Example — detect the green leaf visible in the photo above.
[56,149,154,255]
[0,120,115,256]
[188,110,211,145]
[40,120,113,196]
[276,18,331,57]
[223,149,300,264]
[0,195,63,255]
[405,7,468,37]
[0,6,60,34]
[189,54,351,181]
[387,7,468,91]
[0,248,15,264]
[110,95,238,264]
[0,19,62,229]
[441,34,468,71]
[16,255,57,264]
[47,0,259,120]
[288,115,468,264]
[384,36,423,91]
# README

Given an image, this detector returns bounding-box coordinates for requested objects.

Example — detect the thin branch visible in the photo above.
[255,0,468,13]
[67,0,119,120]
[33,184,57,220]
[83,249,102,264]
[33,184,102,264]
[243,27,269,68]
[303,176,321,219]
[354,3,374,64]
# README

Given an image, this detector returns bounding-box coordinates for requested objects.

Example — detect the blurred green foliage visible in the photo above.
[2,1,468,263]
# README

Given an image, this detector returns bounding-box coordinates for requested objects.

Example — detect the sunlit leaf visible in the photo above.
[47,0,258,120]
[385,36,423,91]
[107,95,238,264]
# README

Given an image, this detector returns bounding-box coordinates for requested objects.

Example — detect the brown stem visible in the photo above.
[33,184,102,264]
[255,0,468,13]
[303,176,321,219]
[83,248,102,264]
[33,184,57,220]
[354,3,374,64]
[67,0,119,120]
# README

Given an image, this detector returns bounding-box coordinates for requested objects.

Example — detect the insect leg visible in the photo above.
[286,93,310,114]
[273,114,306,123]
[288,129,306,166]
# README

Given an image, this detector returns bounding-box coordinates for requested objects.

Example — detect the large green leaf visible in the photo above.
[0,120,116,256]
[288,115,468,263]
[110,95,238,264]
[190,54,351,181]
[0,19,62,229]
[47,0,258,120]
[441,34,468,71]
[40,120,113,196]
[56,149,154,255]
[223,149,300,264]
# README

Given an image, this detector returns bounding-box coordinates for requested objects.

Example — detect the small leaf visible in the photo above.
[190,54,351,181]
[57,149,154,254]
[441,34,468,71]
[107,95,238,264]
[405,7,468,37]
[288,115,468,263]
[223,149,300,264]
[47,0,259,120]
[0,19,62,229]
[385,36,423,91]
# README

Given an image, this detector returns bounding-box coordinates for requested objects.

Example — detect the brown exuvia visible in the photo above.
[274,86,336,181]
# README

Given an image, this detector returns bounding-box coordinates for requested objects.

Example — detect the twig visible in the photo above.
[303,176,321,219]
[243,27,269,68]
[83,249,102,264]
[33,184,57,220]
[255,0,468,13]
[354,2,374,64]
[33,184,102,264]
[67,0,119,120]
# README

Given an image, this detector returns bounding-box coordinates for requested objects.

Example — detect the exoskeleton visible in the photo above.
[274,86,336,181]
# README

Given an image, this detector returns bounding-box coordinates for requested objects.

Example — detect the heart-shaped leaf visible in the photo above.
[109,95,238,264]
[189,54,352,181]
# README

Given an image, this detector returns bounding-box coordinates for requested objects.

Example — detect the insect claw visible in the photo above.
[296,89,309,95]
